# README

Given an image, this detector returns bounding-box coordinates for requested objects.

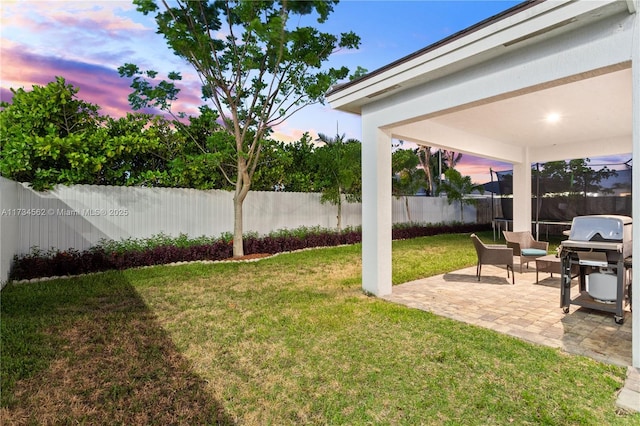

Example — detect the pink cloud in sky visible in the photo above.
[51,9,147,35]
[1,43,203,119]
[1,1,145,33]
[2,44,140,117]
[1,2,150,67]
[270,126,316,144]
[456,157,510,185]
[12,9,145,40]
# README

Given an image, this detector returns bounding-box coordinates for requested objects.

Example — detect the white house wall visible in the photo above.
[512,152,532,237]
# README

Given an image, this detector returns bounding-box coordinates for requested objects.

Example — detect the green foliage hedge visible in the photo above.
[10,223,490,281]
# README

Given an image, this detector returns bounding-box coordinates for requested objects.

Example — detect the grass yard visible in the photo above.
[2,231,638,424]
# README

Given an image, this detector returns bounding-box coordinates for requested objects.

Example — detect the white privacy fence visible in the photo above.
[0,177,484,285]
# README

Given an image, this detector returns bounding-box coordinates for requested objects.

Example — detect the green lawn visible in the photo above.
[2,231,638,424]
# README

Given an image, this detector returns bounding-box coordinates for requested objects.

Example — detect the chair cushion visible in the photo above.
[521,248,547,257]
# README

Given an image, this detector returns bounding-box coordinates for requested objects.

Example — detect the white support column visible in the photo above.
[361,119,392,296]
[631,4,639,368]
[512,150,532,233]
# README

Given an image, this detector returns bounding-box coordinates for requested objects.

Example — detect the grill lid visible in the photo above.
[569,215,632,242]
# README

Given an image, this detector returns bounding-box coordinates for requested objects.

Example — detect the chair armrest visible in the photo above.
[487,246,513,254]
[482,246,514,264]
[506,241,522,255]
[494,247,513,254]
[531,240,549,251]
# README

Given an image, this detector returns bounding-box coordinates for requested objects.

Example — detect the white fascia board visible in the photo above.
[328,0,624,112]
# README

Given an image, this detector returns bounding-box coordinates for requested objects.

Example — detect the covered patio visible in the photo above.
[327,0,640,368]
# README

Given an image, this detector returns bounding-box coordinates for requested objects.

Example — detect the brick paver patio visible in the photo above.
[383,263,632,366]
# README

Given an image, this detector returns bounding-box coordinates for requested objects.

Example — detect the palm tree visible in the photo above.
[416,147,462,196]
[392,148,427,222]
[443,150,462,170]
[436,168,484,222]
[314,133,362,229]
[416,146,435,196]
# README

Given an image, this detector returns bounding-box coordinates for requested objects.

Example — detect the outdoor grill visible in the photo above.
[559,215,632,324]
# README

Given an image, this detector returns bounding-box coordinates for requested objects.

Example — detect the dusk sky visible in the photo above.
[1,0,629,183]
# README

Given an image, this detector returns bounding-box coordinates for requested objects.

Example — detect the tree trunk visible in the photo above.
[417,146,434,196]
[404,196,412,223]
[233,192,245,257]
[337,195,342,230]
[445,150,460,170]
[233,154,252,258]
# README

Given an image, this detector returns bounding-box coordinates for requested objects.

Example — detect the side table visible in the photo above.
[535,254,562,284]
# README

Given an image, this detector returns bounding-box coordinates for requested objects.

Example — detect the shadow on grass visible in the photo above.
[1,272,235,425]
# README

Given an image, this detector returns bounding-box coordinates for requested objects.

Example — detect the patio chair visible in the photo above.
[502,231,549,273]
[470,234,514,284]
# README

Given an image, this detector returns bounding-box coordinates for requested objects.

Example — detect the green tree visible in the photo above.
[392,148,427,222]
[0,77,161,190]
[279,133,318,192]
[167,106,238,190]
[122,0,360,257]
[252,133,318,192]
[1,77,99,188]
[538,159,617,196]
[436,168,484,222]
[99,113,173,186]
[313,133,361,229]
[249,138,291,191]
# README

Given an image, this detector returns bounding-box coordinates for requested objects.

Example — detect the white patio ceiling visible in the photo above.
[397,67,632,164]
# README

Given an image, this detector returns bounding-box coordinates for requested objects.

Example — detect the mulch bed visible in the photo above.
[223,253,272,261]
